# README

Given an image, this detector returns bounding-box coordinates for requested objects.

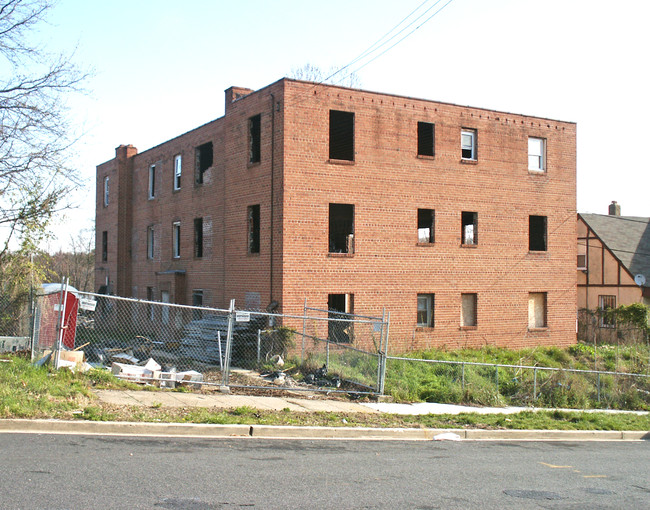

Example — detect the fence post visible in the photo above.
[377,308,387,395]
[257,329,261,364]
[461,362,465,392]
[53,277,69,369]
[597,372,601,403]
[533,368,537,400]
[301,298,307,363]
[221,299,236,387]
[495,364,499,395]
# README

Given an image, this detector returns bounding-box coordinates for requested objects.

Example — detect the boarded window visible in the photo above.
[417,294,434,327]
[248,205,260,254]
[103,176,109,206]
[418,209,435,243]
[101,231,108,262]
[195,142,213,184]
[462,211,478,245]
[147,226,155,259]
[417,122,435,156]
[194,218,203,258]
[249,114,261,163]
[528,292,547,328]
[529,215,547,251]
[329,203,354,253]
[329,110,354,161]
[461,293,477,327]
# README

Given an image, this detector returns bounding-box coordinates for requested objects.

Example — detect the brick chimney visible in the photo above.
[608,201,621,216]
[225,86,254,114]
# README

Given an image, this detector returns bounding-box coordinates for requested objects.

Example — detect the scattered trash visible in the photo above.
[303,365,341,388]
[433,432,462,441]
[269,354,284,367]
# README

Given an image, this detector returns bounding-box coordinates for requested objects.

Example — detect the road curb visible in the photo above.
[0,419,648,441]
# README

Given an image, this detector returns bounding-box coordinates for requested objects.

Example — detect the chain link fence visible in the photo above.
[0,294,31,354]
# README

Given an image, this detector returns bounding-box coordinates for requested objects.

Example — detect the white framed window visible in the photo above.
[461,129,477,160]
[528,137,546,172]
[147,225,155,259]
[461,293,477,327]
[148,164,156,199]
[172,221,181,259]
[417,294,434,327]
[174,154,182,190]
[103,176,109,206]
[528,292,547,329]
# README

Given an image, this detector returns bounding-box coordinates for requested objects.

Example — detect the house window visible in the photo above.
[329,203,354,253]
[599,295,616,328]
[249,114,261,164]
[195,142,213,184]
[417,294,434,327]
[577,240,587,270]
[529,215,548,251]
[103,176,109,206]
[328,293,354,343]
[417,122,435,157]
[174,154,182,190]
[418,209,435,243]
[528,137,546,172]
[461,211,478,245]
[461,293,477,327]
[329,110,354,161]
[147,226,155,260]
[101,231,108,262]
[194,217,203,258]
[528,292,547,329]
[148,164,156,199]
[172,221,181,259]
[248,205,260,254]
[461,129,477,160]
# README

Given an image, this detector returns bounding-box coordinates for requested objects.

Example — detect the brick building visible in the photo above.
[95,78,577,351]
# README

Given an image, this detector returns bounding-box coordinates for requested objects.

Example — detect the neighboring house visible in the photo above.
[578,202,650,314]
[95,78,577,351]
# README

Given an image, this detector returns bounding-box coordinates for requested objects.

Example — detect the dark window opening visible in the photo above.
[329,203,354,253]
[194,218,203,258]
[248,205,260,254]
[147,287,154,321]
[461,211,478,245]
[328,293,354,343]
[249,114,261,163]
[195,142,213,184]
[101,231,108,262]
[417,122,435,157]
[192,290,203,320]
[529,215,547,251]
[418,209,435,243]
[329,110,354,161]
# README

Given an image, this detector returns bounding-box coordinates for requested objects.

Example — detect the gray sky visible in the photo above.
[36,0,649,249]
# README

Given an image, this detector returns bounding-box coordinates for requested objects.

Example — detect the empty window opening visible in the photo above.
[528,137,545,171]
[172,221,181,259]
[599,295,616,328]
[329,203,354,253]
[248,205,260,254]
[528,292,547,329]
[329,110,354,161]
[461,293,477,327]
[192,290,203,320]
[147,287,154,321]
[148,164,156,198]
[529,215,547,251]
[147,226,155,260]
[174,154,182,190]
[195,142,213,184]
[417,294,434,327]
[249,114,261,163]
[103,176,109,206]
[461,129,477,160]
[101,231,108,262]
[461,211,478,245]
[418,209,435,243]
[328,293,354,343]
[417,122,435,157]
[194,217,203,258]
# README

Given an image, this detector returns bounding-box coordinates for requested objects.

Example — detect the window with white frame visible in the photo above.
[174,154,182,190]
[528,137,545,172]
[461,129,477,160]
[148,164,156,199]
[417,294,434,327]
[528,292,547,329]
[147,225,155,259]
[172,221,181,259]
[103,176,109,206]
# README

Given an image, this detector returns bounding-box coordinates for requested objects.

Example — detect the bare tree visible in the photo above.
[289,63,361,89]
[45,228,94,292]
[0,0,86,256]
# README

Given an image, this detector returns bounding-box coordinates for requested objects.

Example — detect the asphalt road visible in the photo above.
[0,434,648,509]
